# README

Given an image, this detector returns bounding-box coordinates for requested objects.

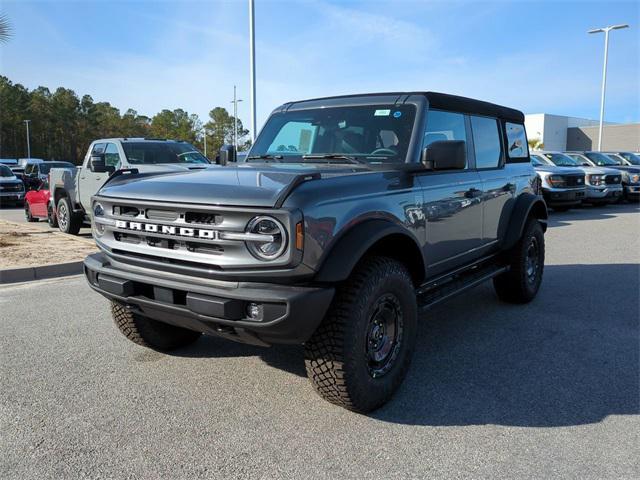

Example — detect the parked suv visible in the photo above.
[530,153,585,211]
[84,92,547,412]
[23,161,75,191]
[0,164,25,206]
[49,138,210,235]
[541,152,622,204]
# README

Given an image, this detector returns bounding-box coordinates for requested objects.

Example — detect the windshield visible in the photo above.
[585,152,617,166]
[0,165,14,177]
[543,153,579,167]
[566,154,591,166]
[621,152,640,165]
[122,142,209,165]
[39,162,74,174]
[248,104,417,164]
[530,155,548,167]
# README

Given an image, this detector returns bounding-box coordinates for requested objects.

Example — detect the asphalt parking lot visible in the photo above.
[1,203,639,479]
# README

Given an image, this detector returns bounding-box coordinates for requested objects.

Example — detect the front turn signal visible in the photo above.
[296,222,304,250]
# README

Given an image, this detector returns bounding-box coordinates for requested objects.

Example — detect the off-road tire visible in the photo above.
[47,205,58,228]
[56,197,82,235]
[304,256,418,413]
[24,203,38,222]
[111,302,201,351]
[493,218,545,304]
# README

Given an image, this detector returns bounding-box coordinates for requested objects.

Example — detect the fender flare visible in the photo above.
[501,193,548,251]
[314,219,425,283]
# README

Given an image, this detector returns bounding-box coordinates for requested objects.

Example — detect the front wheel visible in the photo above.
[493,218,545,303]
[304,256,417,413]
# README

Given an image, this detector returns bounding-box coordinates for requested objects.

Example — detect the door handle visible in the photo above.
[465,188,482,198]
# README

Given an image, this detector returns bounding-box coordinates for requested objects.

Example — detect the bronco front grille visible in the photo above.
[93,198,294,269]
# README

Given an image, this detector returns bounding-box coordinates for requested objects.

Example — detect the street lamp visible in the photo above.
[230,85,243,150]
[23,119,31,158]
[588,24,629,151]
[249,0,256,143]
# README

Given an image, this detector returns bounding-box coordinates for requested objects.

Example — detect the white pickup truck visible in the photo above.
[49,138,211,234]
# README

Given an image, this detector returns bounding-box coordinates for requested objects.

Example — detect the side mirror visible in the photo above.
[90,154,109,173]
[422,140,466,170]
[218,144,236,166]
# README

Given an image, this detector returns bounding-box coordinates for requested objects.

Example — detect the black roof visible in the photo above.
[281,91,525,123]
[424,92,524,123]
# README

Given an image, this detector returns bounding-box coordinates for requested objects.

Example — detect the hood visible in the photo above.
[534,165,584,175]
[98,163,365,207]
[607,165,640,174]
[557,165,619,175]
[128,163,209,173]
[0,175,19,183]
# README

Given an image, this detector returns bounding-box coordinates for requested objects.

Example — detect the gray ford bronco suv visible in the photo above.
[84,92,547,412]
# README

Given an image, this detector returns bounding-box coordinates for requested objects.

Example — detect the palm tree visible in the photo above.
[0,14,13,43]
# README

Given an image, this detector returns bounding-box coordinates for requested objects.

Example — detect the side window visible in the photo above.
[423,110,467,169]
[505,123,528,159]
[91,143,106,155]
[470,115,502,169]
[104,143,121,168]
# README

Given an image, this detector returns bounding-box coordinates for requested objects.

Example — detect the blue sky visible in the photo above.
[1,0,638,133]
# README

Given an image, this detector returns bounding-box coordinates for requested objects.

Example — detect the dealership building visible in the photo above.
[524,113,640,151]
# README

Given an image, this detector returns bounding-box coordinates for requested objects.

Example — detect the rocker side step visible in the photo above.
[417,262,508,312]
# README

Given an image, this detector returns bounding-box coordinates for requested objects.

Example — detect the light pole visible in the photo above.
[203,129,207,157]
[588,24,629,151]
[249,0,256,142]
[230,85,243,150]
[23,119,31,158]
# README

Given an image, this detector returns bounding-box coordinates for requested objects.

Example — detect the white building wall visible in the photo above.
[524,113,616,151]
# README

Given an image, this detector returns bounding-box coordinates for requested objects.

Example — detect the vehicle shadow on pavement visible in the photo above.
[548,202,640,228]
[171,335,307,377]
[373,263,639,427]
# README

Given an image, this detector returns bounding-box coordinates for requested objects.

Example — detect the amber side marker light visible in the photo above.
[296,222,304,250]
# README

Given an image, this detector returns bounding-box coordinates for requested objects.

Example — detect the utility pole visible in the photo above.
[23,119,31,158]
[203,129,207,157]
[249,0,256,142]
[230,85,243,149]
[588,24,629,151]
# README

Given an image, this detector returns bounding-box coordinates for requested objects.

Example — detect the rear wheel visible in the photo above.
[111,302,201,351]
[493,218,545,303]
[304,256,417,413]
[56,197,82,234]
[47,205,58,228]
[24,203,38,222]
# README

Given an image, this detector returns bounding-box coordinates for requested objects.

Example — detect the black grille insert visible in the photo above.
[185,211,219,225]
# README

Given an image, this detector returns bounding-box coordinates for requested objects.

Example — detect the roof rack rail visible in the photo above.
[143,137,168,141]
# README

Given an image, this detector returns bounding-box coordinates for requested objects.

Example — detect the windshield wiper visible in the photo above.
[246,154,284,162]
[301,154,368,165]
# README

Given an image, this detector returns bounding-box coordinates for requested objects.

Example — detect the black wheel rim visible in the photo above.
[525,236,540,284]
[58,203,68,230]
[365,293,403,378]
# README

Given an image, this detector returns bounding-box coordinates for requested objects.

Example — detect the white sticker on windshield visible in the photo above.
[374,109,391,116]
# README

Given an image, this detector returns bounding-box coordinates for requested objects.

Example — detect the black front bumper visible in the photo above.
[542,188,585,206]
[84,252,334,346]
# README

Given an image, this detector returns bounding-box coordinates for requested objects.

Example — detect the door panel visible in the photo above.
[79,143,108,211]
[418,171,484,276]
[478,170,515,243]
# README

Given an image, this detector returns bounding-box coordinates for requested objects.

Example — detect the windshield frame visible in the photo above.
[245,96,427,168]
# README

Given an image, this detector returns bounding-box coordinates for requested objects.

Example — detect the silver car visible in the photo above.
[541,151,623,204]
[530,153,586,211]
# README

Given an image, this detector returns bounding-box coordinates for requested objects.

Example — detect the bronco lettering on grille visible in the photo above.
[114,220,217,239]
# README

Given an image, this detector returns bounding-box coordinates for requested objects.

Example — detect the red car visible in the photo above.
[24,179,57,227]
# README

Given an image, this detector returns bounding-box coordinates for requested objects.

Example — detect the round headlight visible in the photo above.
[93,202,105,217]
[245,216,287,260]
[632,174,640,183]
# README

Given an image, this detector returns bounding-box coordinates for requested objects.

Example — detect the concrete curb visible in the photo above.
[0,261,84,284]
